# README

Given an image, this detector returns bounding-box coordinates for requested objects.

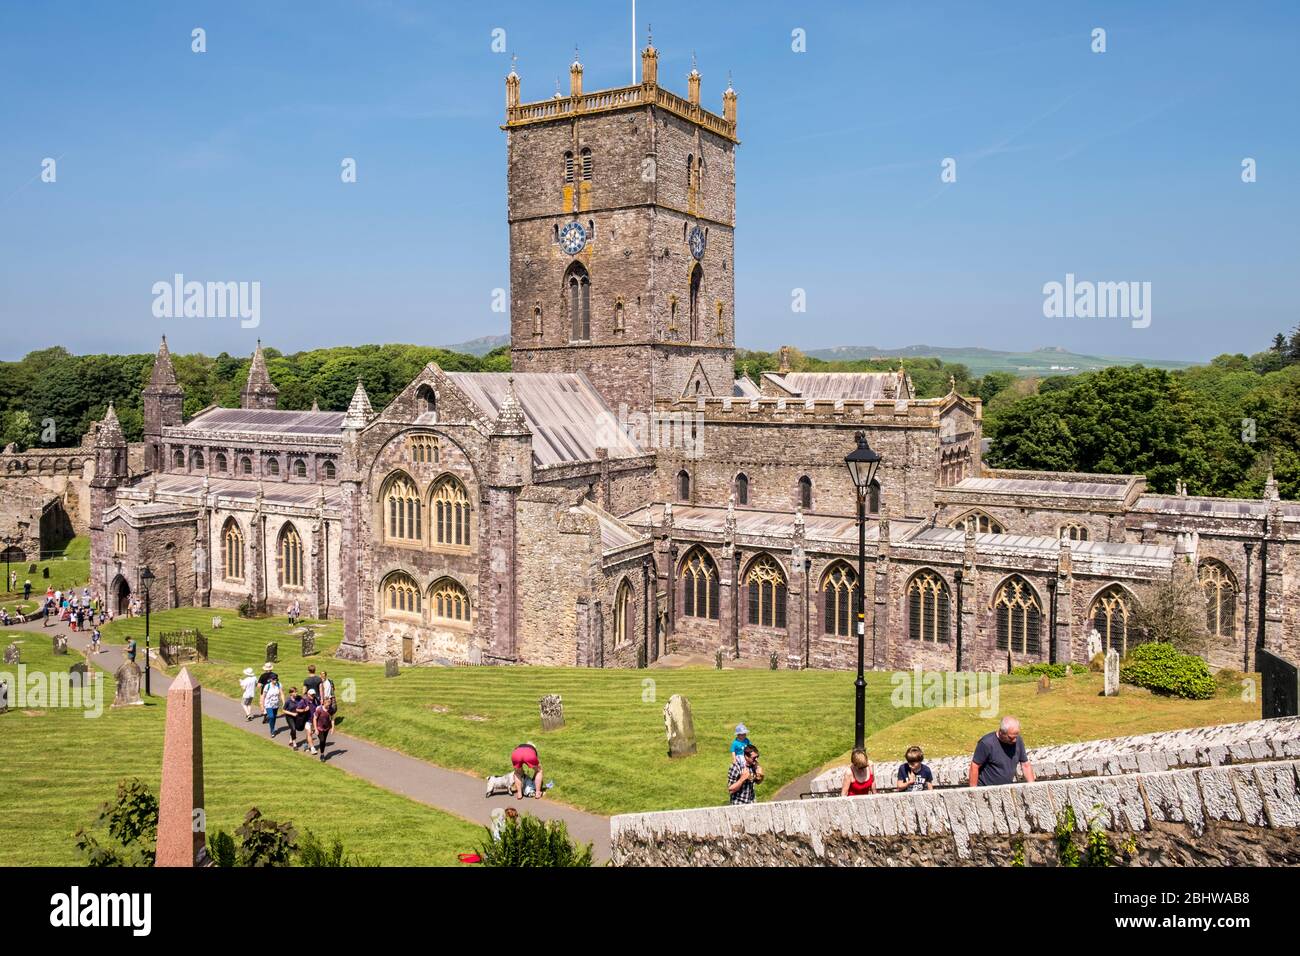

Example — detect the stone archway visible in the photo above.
[112,575,131,616]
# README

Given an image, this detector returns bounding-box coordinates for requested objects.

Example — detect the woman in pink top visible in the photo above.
[840,748,876,796]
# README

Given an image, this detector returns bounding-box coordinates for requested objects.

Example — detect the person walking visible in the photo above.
[312,690,332,761]
[262,676,283,738]
[256,662,278,722]
[239,667,258,721]
[840,748,876,796]
[319,670,336,720]
[727,744,763,805]
[90,626,102,655]
[283,687,308,750]
[969,716,1036,787]
[303,663,323,700]
[125,637,137,663]
[23,579,32,601]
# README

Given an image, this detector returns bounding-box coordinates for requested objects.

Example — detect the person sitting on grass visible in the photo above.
[897,746,934,792]
[840,748,875,797]
[510,742,544,800]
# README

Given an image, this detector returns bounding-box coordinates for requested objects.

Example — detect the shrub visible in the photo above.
[73,777,159,867]
[1054,805,1081,867]
[1120,642,1215,699]
[475,813,593,867]
[235,808,297,866]
[1088,652,1105,672]
[1010,663,1076,679]
[209,829,237,867]
[296,829,369,867]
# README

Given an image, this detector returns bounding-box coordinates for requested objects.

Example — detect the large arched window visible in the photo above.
[994,576,1042,655]
[746,555,787,629]
[279,523,304,589]
[429,578,470,624]
[950,510,1003,534]
[614,579,633,645]
[222,519,245,581]
[734,472,749,506]
[907,570,951,643]
[565,263,591,341]
[432,475,471,547]
[382,571,421,617]
[677,469,691,502]
[799,476,813,512]
[821,562,858,637]
[384,473,422,543]
[681,547,719,620]
[688,263,703,341]
[1199,561,1236,638]
[1091,585,1138,655]
[416,385,436,415]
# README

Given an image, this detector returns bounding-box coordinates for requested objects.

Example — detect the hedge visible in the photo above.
[1119,642,1216,699]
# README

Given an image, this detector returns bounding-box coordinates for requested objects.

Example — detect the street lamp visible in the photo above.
[844,431,882,751]
[140,566,155,697]
[2,535,16,597]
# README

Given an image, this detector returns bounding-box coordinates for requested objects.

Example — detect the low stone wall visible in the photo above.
[810,716,1300,793]
[610,759,1300,866]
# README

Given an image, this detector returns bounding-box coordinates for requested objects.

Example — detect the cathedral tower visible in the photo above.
[142,335,184,472]
[503,41,738,411]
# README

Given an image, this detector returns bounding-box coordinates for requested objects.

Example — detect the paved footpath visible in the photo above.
[6,616,611,860]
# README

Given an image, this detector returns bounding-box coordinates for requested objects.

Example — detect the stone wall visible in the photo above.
[611,759,1300,866]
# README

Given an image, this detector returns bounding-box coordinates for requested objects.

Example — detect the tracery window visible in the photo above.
[822,562,859,637]
[907,570,951,643]
[429,578,470,623]
[432,476,470,547]
[681,548,719,620]
[385,474,422,542]
[994,576,1041,655]
[383,572,421,617]
[746,555,787,629]
[1199,561,1236,638]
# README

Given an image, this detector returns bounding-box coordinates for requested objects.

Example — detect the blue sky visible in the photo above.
[1,0,1295,362]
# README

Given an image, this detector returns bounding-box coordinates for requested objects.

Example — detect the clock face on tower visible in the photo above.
[688,225,706,260]
[559,221,587,255]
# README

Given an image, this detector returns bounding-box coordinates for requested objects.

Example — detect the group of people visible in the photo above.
[239,662,337,762]
[40,586,112,632]
[725,715,1036,805]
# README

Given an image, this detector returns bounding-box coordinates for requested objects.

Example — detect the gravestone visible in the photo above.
[113,660,144,707]
[3,643,18,665]
[264,642,278,664]
[539,694,564,731]
[52,635,68,655]
[1064,664,1074,677]
[1104,648,1120,697]
[300,630,316,658]
[663,694,697,758]
[156,668,207,867]
[68,661,88,689]
[1087,629,1102,660]
[211,616,223,630]
[385,657,399,678]
[1259,648,1299,719]
[1037,674,1051,694]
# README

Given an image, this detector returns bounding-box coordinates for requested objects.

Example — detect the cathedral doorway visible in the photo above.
[112,575,131,616]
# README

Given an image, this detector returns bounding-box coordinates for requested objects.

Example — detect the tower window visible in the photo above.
[688,264,702,341]
[735,473,749,506]
[677,469,690,501]
[614,299,625,333]
[563,151,574,184]
[580,147,593,181]
[565,263,590,341]
[798,476,813,511]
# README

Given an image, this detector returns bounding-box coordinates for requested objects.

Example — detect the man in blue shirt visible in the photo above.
[969,716,1036,787]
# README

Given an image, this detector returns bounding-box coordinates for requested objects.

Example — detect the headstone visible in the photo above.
[211,616,223,630]
[52,635,68,655]
[1087,629,1102,660]
[539,694,564,731]
[385,657,399,678]
[1037,674,1051,694]
[1064,664,1073,677]
[4,643,19,665]
[264,642,278,664]
[68,661,88,689]
[112,660,144,707]
[155,667,207,867]
[301,630,316,657]
[1104,648,1120,697]
[1259,648,1299,719]
[663,693,696,758]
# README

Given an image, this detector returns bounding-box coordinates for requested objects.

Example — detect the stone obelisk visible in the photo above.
[155,667,207,866]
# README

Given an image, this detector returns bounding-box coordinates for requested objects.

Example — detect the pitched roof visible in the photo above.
[444,371,643,467]
[766,371,910,401]
[181,407,345,438]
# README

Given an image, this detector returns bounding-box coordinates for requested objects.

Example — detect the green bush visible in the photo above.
[209,829,237,867]
[296,829,369,867]
[1120,642,1215,699]
[73,777,159,867]
[1010,663,1076,679]
[234,808,297,866]
[475,814,593,867]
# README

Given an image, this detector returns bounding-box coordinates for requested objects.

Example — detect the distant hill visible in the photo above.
[440,334,509,357]
[804,345,1196,377]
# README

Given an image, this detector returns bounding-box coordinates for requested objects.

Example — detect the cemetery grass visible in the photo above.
[848,669,1263,771]
[1,536,90,616]
[103,608,928,816]
[0,637,487,866]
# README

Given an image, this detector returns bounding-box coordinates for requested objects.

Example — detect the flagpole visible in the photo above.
[632,0,637,83]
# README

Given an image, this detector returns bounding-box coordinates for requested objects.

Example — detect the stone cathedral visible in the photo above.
[89,42,1299,673]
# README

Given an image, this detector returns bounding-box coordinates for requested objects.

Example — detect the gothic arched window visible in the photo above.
[292,458,307,479]
[222,519,245,582]
[580,146,593,181]
[266,457,280,477]
[746,555,787,629]
[677,469,690,501]
[384,473,422,543]
[689,264,703,341]
[994,576,1042,655]
[1199,561,1236,638]
[681,547,719,620]
[734,472,749,506]
[614,579,633,644]
[432,475,471,547]
[799,476,813,511]
[429,578,470,624]
[565,262,591,341]
[907,570,951,643]
[323,461,336,480]
[383,571,421,617]
[822,562,858,637]
[951,510,1003,534]
[563,151,574,184]
[173,449,185,470]
[1091,585,1138,655]
[1060,523,1089,542]
[279,523,304,589]
[192,451,205,470]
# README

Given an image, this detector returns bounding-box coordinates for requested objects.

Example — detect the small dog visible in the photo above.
[485,772,514,797]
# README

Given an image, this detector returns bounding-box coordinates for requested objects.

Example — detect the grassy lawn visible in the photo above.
[102,608,926,815]
[2,536,89,616]
[0,636,486,866]
[855,669,1262,770]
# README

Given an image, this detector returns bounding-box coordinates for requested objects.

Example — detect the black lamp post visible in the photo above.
[140,566,155,696]
[844,431,882,751]
[2,535,15,595]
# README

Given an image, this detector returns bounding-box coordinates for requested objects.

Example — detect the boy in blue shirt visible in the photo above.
[730,723,753,762]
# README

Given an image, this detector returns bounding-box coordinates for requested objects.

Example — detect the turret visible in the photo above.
[569,48,583,97]
[241,340,279,410]
[489,377,533,488]
[142,336,184,471]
